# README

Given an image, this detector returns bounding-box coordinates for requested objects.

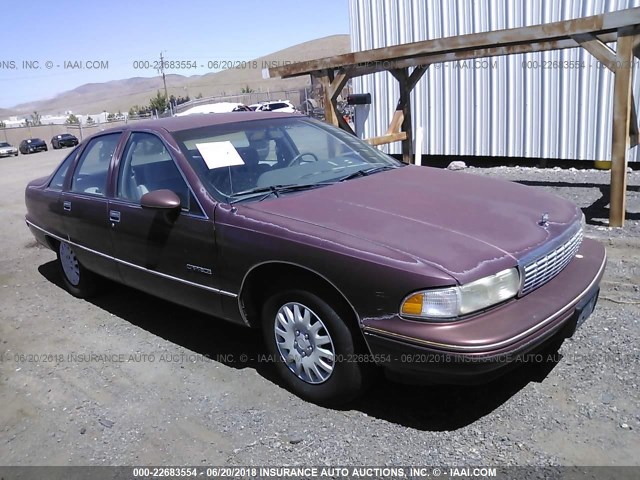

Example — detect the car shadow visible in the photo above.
[351,358,558,430]
[39,260,560,431]
[515,180,639,226]
[37,260,276,381]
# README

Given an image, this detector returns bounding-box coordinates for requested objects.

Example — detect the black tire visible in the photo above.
[14,153,18,156]
[56,241,98,298]
[261,288,371,406]
[44,146,48,151]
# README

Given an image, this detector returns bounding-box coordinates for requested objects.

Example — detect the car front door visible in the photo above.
[108,131,224,317]
[61,132,122,281]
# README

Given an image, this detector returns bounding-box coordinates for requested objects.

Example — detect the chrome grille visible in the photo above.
[521,229,583,295]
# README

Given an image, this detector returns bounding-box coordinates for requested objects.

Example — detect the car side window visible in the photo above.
[117,132,192,211]
[48,148,78,191]
[70,134,120,196]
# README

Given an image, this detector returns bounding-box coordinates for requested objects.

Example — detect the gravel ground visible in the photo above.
[0,150,638,468]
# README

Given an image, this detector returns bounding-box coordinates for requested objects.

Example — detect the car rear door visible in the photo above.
[108,131,225,317]
[61,132,122,281]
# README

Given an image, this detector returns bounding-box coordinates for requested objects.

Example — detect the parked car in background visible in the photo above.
[0,141,18,157]
[249,100,296,113]
[24,113,605,406]
[176,102,251,116]
[19,138,48,154]
[51,133,79,149]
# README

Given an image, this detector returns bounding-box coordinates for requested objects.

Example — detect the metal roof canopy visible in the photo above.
[267,7,640,227]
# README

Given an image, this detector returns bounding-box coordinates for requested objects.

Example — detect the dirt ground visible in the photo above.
[0,149,638,468]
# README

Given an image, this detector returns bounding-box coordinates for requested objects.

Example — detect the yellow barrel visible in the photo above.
[594,160,611,170]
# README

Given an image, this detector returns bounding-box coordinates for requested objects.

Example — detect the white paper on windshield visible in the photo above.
[196,141,244,169]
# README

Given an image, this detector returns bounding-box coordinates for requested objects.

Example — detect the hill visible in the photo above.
[5,35,350,116]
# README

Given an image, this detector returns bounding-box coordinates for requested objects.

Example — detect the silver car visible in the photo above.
[0,142,18,157]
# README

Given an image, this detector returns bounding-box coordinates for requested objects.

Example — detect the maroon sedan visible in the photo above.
[25,113,606,405]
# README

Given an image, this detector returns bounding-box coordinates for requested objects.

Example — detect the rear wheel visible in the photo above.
[262,288,371,406]
[57,241,98,298]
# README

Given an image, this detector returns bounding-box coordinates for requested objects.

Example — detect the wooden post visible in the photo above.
[390,69,412,163]
[575,33,639,148]
[317,71,339,127]
[399,71,413,164]
[330,70,353,135]
[390,67,428,164]
[609,32,635,227]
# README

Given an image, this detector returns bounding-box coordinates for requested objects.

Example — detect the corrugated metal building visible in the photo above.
[349,0,640,161]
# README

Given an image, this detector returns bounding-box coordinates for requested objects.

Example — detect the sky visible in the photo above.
[0,0,350,108]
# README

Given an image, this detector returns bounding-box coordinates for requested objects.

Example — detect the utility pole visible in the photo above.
[159,51,169,108]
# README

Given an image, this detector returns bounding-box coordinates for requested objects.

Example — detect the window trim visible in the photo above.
[46,146,81,192]
[69,132,122,198]
[115,131,207,218]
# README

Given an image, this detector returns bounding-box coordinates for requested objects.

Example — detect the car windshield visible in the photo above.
[174,117,403,203]
[0,142,9,147]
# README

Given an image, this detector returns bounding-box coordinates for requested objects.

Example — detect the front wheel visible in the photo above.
[261,289,371,405]
[57,241,98,298]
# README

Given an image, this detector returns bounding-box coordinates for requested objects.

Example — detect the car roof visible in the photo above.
[96,112,298,136]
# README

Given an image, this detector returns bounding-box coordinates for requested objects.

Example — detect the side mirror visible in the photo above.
[140,189,181,210]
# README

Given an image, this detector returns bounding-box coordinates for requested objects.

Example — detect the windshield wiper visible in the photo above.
[228,183,330,204]
[337,164,399,182]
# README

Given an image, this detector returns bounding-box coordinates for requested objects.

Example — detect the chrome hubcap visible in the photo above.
[274,302,335,384]
[60,242,80,286]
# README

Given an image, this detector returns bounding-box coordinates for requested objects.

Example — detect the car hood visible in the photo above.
[246,166,581,284]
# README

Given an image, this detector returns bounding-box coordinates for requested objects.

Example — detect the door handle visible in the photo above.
[109,210,121,223]
[63,200,71,212]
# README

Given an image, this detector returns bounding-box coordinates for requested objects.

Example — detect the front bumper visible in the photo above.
[362,238,606,384]
[0,150,17,157]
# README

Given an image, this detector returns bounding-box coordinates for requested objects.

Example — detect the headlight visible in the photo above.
[400,268,520,321]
